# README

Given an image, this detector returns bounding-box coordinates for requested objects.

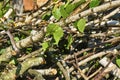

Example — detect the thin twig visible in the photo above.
[69,45,120,73]
[64,48,91,60]
[88,67,102,79]
[73,54,88,80]
[57,62,70,80]
[6,29,20,54]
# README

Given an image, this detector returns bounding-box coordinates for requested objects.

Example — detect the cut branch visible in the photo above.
[66,0,120,23]
[0,57,45,80]
[0,29,45,63]
[69,45,120,72]
[99,57,120,79]
[29,68,57,76]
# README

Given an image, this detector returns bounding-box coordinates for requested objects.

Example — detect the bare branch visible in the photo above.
[6,30,20,54]
[66,0,120,23]
[0,57,45,80]
[0,29,45,63]
[99,57,120,78]
[69,45,120,72]
[57,62,70,80]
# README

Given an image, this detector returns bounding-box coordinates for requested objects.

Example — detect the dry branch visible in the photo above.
[57,62,70,80]
[0,30,45,63]
[99,57,120,79]
[66,0,120,23]
[86,7,120,27]
[0,8,13,22]
[29,68,57,76]
[0,57,45,80]
[18,48,43,61]
[69,45,120,73]
[6,30,20,54]
[90,30,120,37]
[28,69,45,80]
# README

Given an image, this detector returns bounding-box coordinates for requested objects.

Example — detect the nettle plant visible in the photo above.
[42,0,100,50]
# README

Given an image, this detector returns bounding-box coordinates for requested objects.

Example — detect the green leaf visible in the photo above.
[89,0,100,8]
[73,0,86,7]
[73,21,78,28]
[65,3,75,14]
[67,34,73,49]
[26,48,32,54]
[42,41,49,51]
[53,27,63,45]
[83,52,88,55]
[60,5,69,18]
[52,6,61,20]
[46,23,64,45]
[64,0,70,8]
[0,2,3,17]
[14,37,19,42]
[26,48,32,51]
[0,49,5,54]
[116,59,120,67]
[46,23,58,36]
[77,18,86,33]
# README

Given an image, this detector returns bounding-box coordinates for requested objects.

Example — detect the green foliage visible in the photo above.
[9,57,17,65]
[73,18,86,33]
[53,27,64,45]
[14,37,19,42]
[0,2,3,17]
[52,0,85,19]
[116,59,120,67]
[26,48,32,54]
[46,23,64,45]
[46,23,58,35]
[83,52,88,55]
[0,49,5,54]
[65,3,76,14]
[52,6,61,20]
[77,18,86,33]
[105,43,112,47]
[65,0,85,14]
[66,34,73,49]
[42,41,49,51]
[53,0,58,2]
[0,1,10,17]
[60,5,69,18]
[89,0,100,8]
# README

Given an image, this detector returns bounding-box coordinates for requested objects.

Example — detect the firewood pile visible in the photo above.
[0,0,120,80]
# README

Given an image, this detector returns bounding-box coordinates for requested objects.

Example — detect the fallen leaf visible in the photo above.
[23,0,37,11]
[23,0,48,11]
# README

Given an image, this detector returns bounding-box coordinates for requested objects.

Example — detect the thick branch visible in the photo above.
[29,68,57,76]
[0,30,45,63]
[66,0,120,23]
[0,57,45,80]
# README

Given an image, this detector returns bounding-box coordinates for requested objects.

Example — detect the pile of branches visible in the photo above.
[0,0,120,80]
